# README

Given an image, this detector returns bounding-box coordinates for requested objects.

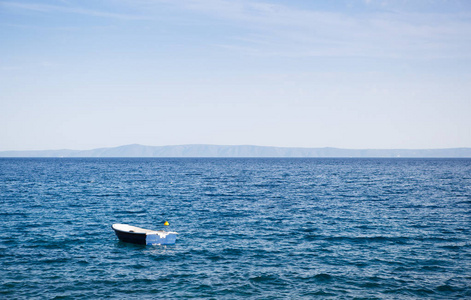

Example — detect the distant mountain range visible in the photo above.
[1,144,471,158]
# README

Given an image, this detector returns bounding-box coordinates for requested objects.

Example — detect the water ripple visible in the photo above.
[1,158,471,299]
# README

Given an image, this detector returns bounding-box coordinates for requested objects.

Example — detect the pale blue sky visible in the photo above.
[1,0,470,151]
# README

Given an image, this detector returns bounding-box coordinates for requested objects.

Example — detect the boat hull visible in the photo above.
[114,230,147,245]
[112,224,177,245]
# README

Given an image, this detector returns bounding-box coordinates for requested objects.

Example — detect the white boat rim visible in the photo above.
[112,223,178,235]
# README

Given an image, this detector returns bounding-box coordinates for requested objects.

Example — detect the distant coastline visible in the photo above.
[1,144,471,158]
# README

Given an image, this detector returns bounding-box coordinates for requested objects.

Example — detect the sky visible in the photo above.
[1,0,471,151]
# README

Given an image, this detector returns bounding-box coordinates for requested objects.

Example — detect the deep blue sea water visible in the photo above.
[1,158,470,299]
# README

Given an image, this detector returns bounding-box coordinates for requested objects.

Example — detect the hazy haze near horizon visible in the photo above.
[1,0,470,151]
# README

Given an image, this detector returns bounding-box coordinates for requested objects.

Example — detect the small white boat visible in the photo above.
[112,224,177,245]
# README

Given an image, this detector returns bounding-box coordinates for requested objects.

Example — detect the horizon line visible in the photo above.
[1,143,471,152]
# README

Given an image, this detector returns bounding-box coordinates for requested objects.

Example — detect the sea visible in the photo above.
[1,158,470,299]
